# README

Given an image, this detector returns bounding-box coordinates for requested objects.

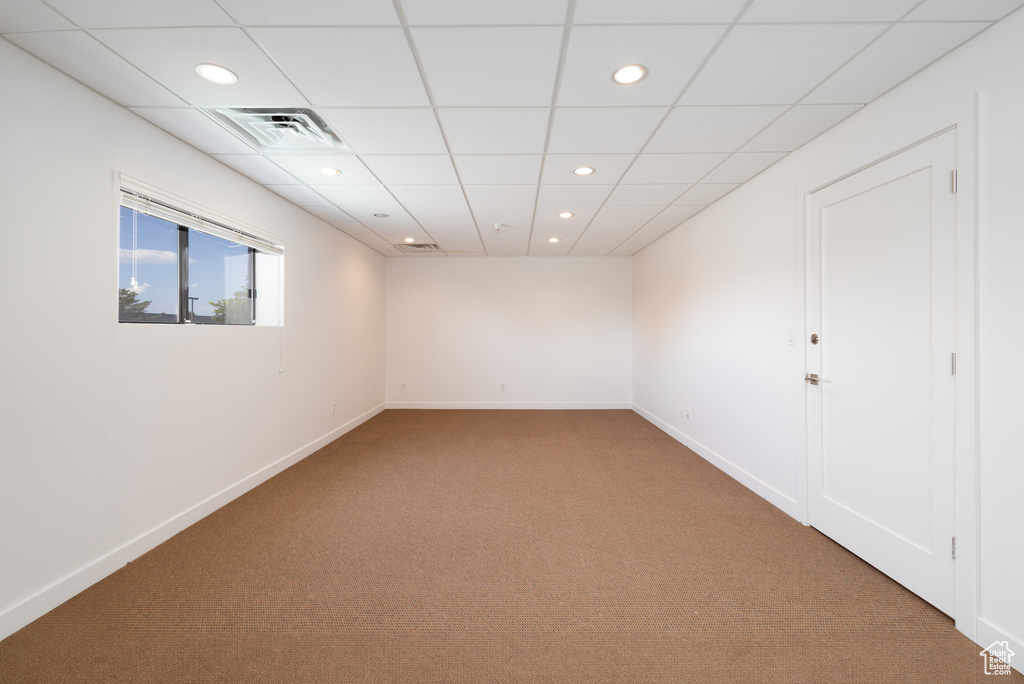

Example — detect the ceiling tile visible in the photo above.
[464,185,537,206]
[481,234,530,255]
[438,108,550,154]
[453,155,543,184]
[5,30,186,107]
[646,106,787,153]
[362,223,424,238]
[804,23,991,104]
[583,222,647,235]
[594,205,664,223]
[606,184,690,205]
[386,185,467,206]
[45,0,232,28]
[216,0,399,25]
[905,0,1024,20]
[92,28,307,107]
[743,105,862,152]
[302,206,365,229]
[655,205,704,222]
[212,154,300,185]
[266,155,380,185]
[412,27,563,106]
[419,222,480,235]
[681,24,886,105]
[573,0,748,23]
[674,184,740,205]
[320,109,447,155]
[540,154,636,184]
[535,206,599,223]
[536,184,615,205]
[701,152,787,183]
[532,222,588,239]
[346,212,417,230]
[130,107,256,154]
[314,184,401,207]
[264,184,332,207]
[0,1,74,32]
[557,25,726,106]
[473,207,536,223]
[571,233,626,256]
[529,237,575,255]
[361,155,459,185]
[252,28,428,106]
[432,234,486,254]
[548,107,668,153]
[406,206,474,223]
[400,0,569,25]
[741,0,919,22]
[621,154,728,184]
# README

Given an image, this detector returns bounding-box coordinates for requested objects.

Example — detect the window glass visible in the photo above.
[187,228,253,325]
[118,207,179,322]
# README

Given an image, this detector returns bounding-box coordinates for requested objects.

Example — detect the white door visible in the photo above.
[806,130,957,615]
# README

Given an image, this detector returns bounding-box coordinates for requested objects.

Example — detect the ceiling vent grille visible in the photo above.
[395,243,442,253]
[202,107,348,153]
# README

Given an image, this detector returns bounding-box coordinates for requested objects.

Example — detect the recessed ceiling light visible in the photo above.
[548,237,561,243]
[573,166,595,176]
[612,64,648,85]
[195,63,238,85]
[319,167,341,176]
[404,237,416,243]
[558,212,574,219]
[373,213,390,218]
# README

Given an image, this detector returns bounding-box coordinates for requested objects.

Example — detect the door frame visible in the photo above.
[794,95,979,638]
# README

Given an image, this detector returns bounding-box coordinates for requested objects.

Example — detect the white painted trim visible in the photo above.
[0,403,385,641]
[632,404,801,520]
[977,618,1024,676]
[795,95,979,644]
[385,402,633,410]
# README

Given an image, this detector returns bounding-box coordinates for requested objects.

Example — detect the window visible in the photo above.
[117,181,283,325]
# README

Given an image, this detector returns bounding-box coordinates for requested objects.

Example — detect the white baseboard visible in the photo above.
[0,403,385,642]
[631,404,800,521]
[385,401,633,409]
[976,617,1024,675]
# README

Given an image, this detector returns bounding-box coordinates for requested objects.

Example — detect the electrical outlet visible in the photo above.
[500,382,507,391]
[331,402,336,415]
[400,382,406,390]
[684,407,691,421]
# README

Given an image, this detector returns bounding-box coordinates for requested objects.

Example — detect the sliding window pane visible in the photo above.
[188,229,253,325]
[118,207,180,322]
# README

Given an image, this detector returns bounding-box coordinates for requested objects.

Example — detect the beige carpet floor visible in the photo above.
[0,410,1016,683]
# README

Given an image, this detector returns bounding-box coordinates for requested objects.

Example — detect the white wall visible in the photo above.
[0,40,386,639]
[386,257,632,408]
[633,9,1024,658]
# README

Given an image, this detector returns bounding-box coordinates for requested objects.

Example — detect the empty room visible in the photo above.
[0,0,1021,681]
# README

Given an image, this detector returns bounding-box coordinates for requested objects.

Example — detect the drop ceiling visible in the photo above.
[2,0,1020,257]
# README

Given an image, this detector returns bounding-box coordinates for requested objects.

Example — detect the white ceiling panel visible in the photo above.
[655,205,704,222]
[674,184,740,205]
[558,25,727,106]
[472,207,536,223]
[45,0,232,28]
[438,108,550,154]
[741,0,920,22]
[264,184,332,207]
[804,23,990,105]
[213,154,300,185]
[320,109,447,155]
[412,27,563,107]
[0,1,74,32]
[540,155,636,184]
[548,107,668,153]
[529,236,575,256]
[464,185,537,206]
[432,234,485,253]
[130,107,256,154]
[536,184,615,205]
[534,206,599,223]
[405,206,475,223]
[267,155,379,185]
[906,0,1024,21]
[252,28,428,107]
[348,212,418,230]
[606,184,689,205]
[92,28,307,107]
[701,152,787,183]
[571,234,626,256]
[621,154,728,184]
[681,24,887,105]
[594,205,664,223]
[743,105,862,152]
[583,222,647,235]
[216,0,400,25]
[386,185,467,206]
[573,0,748,24]
[646,106,787,153]
[419,222,481,235]
[531,222,588,239]
[481,234,530,255]
[302,206,364,229]
[361,155,459,185]
[5,30,186,107]
[314,184,401,207]
[453,155,543,185]
[400,0,569,25]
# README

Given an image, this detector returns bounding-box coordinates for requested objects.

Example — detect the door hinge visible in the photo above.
[951,170,958,194]
[952,536,957,560]
[951,352,957,376]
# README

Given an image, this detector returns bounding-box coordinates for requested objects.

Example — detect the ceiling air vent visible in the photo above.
[202,107,348,153]
[395,243,443,253]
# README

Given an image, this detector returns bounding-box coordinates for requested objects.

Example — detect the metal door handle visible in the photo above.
[805,373,820,385]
